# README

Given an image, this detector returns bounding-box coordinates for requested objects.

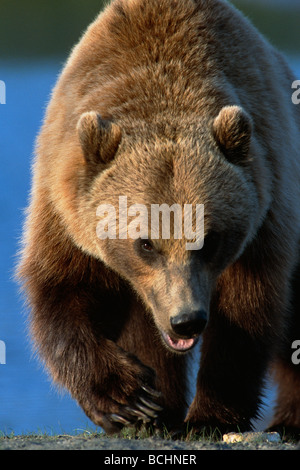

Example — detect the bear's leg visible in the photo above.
[18,200,166,435]
[20,259,164,435]
[269,260,300,440]
[184,238,292,438]
[185,312,269,437]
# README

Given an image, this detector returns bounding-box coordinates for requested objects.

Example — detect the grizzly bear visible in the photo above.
[18,0,300,438]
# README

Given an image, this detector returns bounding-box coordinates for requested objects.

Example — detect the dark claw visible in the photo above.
[124,406,151,422]
[110,414,131,426]
[136,402,159,419]
[139,395,163,412]
[141,385,162,399]
[102,383,164,433]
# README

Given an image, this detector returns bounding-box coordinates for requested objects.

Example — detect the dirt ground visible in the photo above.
[0,433,299,451]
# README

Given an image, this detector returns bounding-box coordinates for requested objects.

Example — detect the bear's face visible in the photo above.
[77,108,259,353]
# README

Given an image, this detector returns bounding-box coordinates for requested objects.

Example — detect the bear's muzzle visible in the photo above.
[159,310,207,353]
[170,309,207,338]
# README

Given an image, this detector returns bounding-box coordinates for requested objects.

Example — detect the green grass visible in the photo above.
[0,424,103,440]
[0,424,225,443]
[111,423,227,442]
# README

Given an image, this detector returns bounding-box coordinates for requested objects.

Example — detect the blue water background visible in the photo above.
[0,58,299,435]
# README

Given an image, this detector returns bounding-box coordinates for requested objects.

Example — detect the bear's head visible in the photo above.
[76,107,259,353]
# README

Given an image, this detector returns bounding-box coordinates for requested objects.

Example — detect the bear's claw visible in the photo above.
[135,402,159,419]
[139,395,163,412]
[124,406,152,422]
[110,414,131,426]
[141,385,162,399]
[103,384,163,433]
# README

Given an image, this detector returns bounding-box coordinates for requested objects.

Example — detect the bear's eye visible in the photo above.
[134,238,158,260]
[140,239,154,253]
[134,238,159,263]
[201,231,221,262]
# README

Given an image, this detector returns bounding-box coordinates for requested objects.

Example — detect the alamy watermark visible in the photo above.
[0,340,6,364]
[96,196,204,250]
[291,340,300,365]
[0,80,6,105]
[292,80,300,105]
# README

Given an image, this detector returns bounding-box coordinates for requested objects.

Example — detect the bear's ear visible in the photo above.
[212,106,252,164]
[77,111,122,165]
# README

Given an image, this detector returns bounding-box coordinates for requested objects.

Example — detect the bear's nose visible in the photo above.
[170,310,207,338]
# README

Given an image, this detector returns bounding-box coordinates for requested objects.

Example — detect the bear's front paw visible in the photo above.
[97,384,163,435]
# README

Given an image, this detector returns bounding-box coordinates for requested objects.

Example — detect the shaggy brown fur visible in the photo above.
[18,0,300,437]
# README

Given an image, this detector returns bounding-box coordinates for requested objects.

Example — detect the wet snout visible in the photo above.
[170,309,207,338]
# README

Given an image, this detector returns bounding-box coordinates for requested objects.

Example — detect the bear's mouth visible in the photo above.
[160,330,199,353]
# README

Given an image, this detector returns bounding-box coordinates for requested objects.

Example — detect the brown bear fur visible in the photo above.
[17,0,300,437]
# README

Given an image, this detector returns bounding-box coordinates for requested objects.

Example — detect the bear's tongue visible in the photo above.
[162,331,196,352]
